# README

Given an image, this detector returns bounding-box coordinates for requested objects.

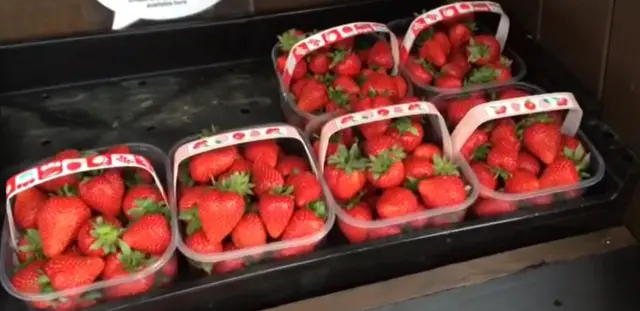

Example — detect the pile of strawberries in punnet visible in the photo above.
[10,146,175,310]
[274,29,410,115]
[403,13,514,89]
[177,139,327,273]
[319,116,470,243]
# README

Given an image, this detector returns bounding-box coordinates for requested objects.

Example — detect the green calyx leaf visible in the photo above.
[55,184,78,197]
[404,177,420,192]
[123,170,147,188]
[89,217,124,255]
[415,58,438,76]
[216,172,254,196]
[330,49,347,68]
[199,124,219,138]
[499,56,513,68]
[470,143,492,162]
[393,117,419,136]
[433,154,460,177]
[178,160,195,188]
[466,39,490,63]
[367,148,405,180]
[328,87,351,107]
[19,230,45,263]
[490,166,511,181]
[129,199,171,220]
[327,144,369,174]
[179,207,202,236]
[466,66,499,85]
[271,185,294,196]
[415,27,435,47]
[118,249,149,272]
[307,200,327,219]
[278,29,306,52]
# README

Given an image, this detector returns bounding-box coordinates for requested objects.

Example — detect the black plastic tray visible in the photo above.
[0,1,637,311]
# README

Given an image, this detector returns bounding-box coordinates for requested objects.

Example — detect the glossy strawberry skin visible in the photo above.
[13,187,48,230]
[523,123,561,165]
[338,203,372,243]
[77,217,122,258]
[38,149,82,192]
[366,161,405,189]
[231,214,267,248]
[189,146,238,183]
[490,118,520,151]
[324,165,366,201]
[413,144,442,161]
[37,197,92,258]
[44,255,105,291]
[517,151,542,176]
[505,169,540,194]
[418,176,467,208]
[404,156,434,180]
[287,172,322,208]
[252,161,285,196]
[122,214,172,255]
[367,40,394,70]
[258,192,295,239]
[278,209,325,257]
[487,146,519,174]
[460,130,489,160]
[419,40,448,68]
[539,158,581,189]
[102,254,155,299]
[244,140,280,168]
[471,162,498,192]
[122,184,164,220]
[198,190,245,244]
[276,155,309,177]
[297,79,328,113]
[78,171,125,219]
[376,187,419,219]
[185,231,223,254]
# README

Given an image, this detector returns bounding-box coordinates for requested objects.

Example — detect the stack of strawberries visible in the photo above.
[274,29,411,115]
[10,146,176,311]
[177,138,327,274]
[402,12,515,89]
[315,114,471,243]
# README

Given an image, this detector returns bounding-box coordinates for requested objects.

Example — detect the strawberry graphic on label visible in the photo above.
[266,128,280,135]
[340,116,354,124]
[524,101,536,110]
[39,162,63,180]
[342,26,354,34]
[408,103,422,111]
[86,155,111,169]
[557,97,568,106]
[393,106,403,113]
[511,103,521,112]
[66,161,83,171]
[192,139,208,150]
[114,155,134,165]
[494,106,507,114]
[250,130,260,137]
[377,109,390,116]
[232,132,245,140]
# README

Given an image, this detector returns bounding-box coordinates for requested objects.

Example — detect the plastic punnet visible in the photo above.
[171,124,335,274]
[313,102,479,243]
[271,22,413,133]
[390,1,526,96]
[450,92,605,217]
[1,143,178,310]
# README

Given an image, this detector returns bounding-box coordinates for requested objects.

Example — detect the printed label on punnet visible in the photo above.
[97,0,220,30]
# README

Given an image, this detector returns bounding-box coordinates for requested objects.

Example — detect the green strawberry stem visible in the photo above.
[433,154,460,177]
[470,143,492,162]
[404,177,420,192]
[415,27,435,47]
[118,249,149,272]
[367,148,406,180]
[217,172,254,196]
[123,170,147,188]
[179,207,202,235]
[271,185,294,196]
[89,217,124,254]
[56,184,78,197]
[178,160,195,188]
[308,200,327,219]
[466,39,489,63]
[18,229,45,263]
[37,274,54,294]
[345,190,366,210]
[327,144,369,174]
[393,117,419,135]
[490,167,511,181]
[129,199,171,220]
[199,124,219,138]
[278,29,306,52]
[465,66,499,85]
[327,87,351,108]
[330,49,347,68]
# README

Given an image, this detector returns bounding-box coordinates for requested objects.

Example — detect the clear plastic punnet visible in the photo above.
[1,143,178,310]
[271,22,414,133]
[449,92,605,218]
[388,1,526,97]
[170,124,335,274]
[310,102,479,243]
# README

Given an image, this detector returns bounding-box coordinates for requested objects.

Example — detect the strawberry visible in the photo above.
[333,37,354,50]
[77,216,122,257]
[539,158,582,189]
[435,75,463,89]
[11,261,53,308]
[487,145,518,174]
[122,214,171,255]
[499,89,531,100]
[505,169,540,193]
[418,174,466,208]
[466,35,500,65]
[364,135,403,157]
[258,186,295,239]
[231,213,267,248]
[353,95,392,111]
[404,156,435,180]
[419,39,448,68]
[252,161,284,196]
[558,135,583,158]
[376,187,419,219]
[199,174,250,243]
[517,151,542,176]
[387,117,424,152]
[291,78,311,98]
[17,229,45,263]
[157,255,178,286]
[460,130,489,160]
[102,252,155,299]
[276,155,309,177]
[440,62,466,79]
[324,144,368,201]
[185,230,223,255]
[473,198,517,218]
[361,73,398,99]
[122,184,166,220]
[357,48,370,63]
[278,201,326,257]
[124,168,155,185]
[448,23,473,49]
[368,40,394,70]
[219,157,253,181]
[291,60,308,81]
[244,140,280,168]
[44,255,104,290]
[413,143,442,161]
[188,146,238,183]
[394,76,408,98]
[359,120,391,141]
[38,149,82,192]
[308,53,330,74]
[467,64,512,85]
[277,29,306,52]
[333,76,360,95]
[37,195,91,258]
[214,243,245,274]
[331,50,362,77]
[409,204,429,229]
[369,226,402,240]
[297,79,328,113]
[276,55,287,74]
[13,187,47,229]
[78,171,125,218]
[405,57,434,86]
[471,162,498,191]
[490,118,520,150]
[326,88,351,114]
[447,97,485,126]
[522,122,561,165]
[287,172,322,208]
[433,31,451,55]
[449,51,471,74]
[178,186,209,235]
[338,202,372,243]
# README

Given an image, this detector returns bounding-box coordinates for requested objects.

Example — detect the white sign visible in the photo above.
[97,0,221,30]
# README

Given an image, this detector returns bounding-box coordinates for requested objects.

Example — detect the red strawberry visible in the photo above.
[409,204,429,229]
[122,184,165,220]
[252,161,284,196]
[102,252,155,298]
[473,198,517,218]
[359,120,391,141]
[387,117,424,152]
[188,146,238,183]
[539,158,581,189]
[460,130,489,160]
[487,145,519,174]
[366,149,406,189]
[291,78,311,98]
[333,37,354,50]
[500,89,531,100]
[276,55,287,74]
[466,35,501,65]
[185,230,223,255]
[178,186,209,235]
[435,75,463,89]
[331,50,362,77]
[17,229,44,263]
[11,261,53,309]
[326,88,351,114]
[517,151,541,176]
[364,135,402,157]
[308,53,330,74]
[440,62,466,79]
[198,177,248,243]
[38,196,91,258]
[13,187,47,229]
[523,122,561,165]
[376,187,419,219]
[287,172,322,208]
[44,255,104,290]
[214,243,245,274]
[291,60,308,81]
[394,77,408,99]
[278,201,326,257]
[432,31,451,55]
[405,57,434,86]
[353,95,391,112]
[244,140,280,168]
[471,162,498,191]
[505,169,540,193]
[447,97,485,126]
[419,39,448,68]
[122,214,171,255]
[276,155,309,177]
[278,29,306,52]
[361,73,398,99]
[338,202,372,243]
[449,51,471,74]
[324,144,368,201]
[78,171,124,218]
[368,40,394,70]
[559,135,583,157]
[77,216,122,257]
[297,79,328,113]
[404,156,435,180]
[231,213,267,248]
[490,118,520,150]
[258,187,295,239]
[448,23,473,49]
[219,157,253,181]
[38,149,82,192]
[418,175,466,208]
[369,226,402,240]
[413,143,442,161]
[467,64,512,84]
[157,255,178,286]
[333,76,360,95]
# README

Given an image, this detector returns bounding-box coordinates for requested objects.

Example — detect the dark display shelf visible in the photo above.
[0,1,637,311]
